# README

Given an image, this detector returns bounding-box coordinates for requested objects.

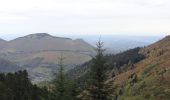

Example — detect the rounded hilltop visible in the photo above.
[23,33,71,40]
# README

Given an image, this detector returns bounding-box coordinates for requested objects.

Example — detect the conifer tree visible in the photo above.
[88,40,112,100]
[53,54,79,100]
[0,70,50,100]
[67,79,80,100]
[53,54,67,100]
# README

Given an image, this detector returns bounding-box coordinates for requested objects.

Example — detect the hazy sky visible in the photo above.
[0,0,170,38]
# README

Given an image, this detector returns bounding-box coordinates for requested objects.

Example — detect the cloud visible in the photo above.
[0,0,169,36]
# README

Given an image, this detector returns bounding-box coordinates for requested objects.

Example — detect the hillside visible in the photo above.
[0,33,95,83]
[67,47,146,89]
[0,58,21,72]
[0,39,7,49]
[68,35,170,100]
[107,35,170,100]
[112,35,170,85]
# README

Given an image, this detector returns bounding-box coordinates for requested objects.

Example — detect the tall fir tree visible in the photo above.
[88,40,112,100]
[53,54,79,100]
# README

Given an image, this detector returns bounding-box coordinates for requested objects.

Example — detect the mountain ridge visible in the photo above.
[13,33,72,40]
[0,33,95,83]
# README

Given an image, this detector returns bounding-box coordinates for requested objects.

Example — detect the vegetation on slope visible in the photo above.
[52,54,79,100]
[0,70,50,100]
[67,47,145,90]
[111,36,170,100]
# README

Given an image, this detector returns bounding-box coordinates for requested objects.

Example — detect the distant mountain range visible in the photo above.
[70,35,162,53]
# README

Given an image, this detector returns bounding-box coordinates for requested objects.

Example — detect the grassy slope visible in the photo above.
[109,36,170,100]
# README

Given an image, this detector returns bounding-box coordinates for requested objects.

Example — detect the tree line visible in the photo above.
[0,70,49,100]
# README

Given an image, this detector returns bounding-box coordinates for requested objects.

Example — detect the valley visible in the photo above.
[0,33,170,100]
[0,0,169,99]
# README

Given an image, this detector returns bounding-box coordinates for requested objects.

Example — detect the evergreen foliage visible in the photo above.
[87,40,112,100]
[105,47,145,70]
[0,70,50,100]
[52,54,79,100]
[67,47,145,90]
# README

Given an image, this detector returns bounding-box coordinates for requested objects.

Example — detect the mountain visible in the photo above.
[0,38,7,49]
[1,33,93,53]
[0,33,95,83]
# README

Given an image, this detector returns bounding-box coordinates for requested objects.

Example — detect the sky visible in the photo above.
[0,0,170,39]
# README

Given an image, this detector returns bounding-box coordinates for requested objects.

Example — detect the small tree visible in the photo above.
[53,54,68,100]
[53,54,79,100]
[128,60,134,70]
[88,40,112,100]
